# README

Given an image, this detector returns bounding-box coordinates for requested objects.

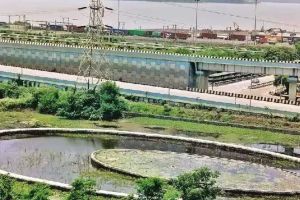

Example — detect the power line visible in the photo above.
[163,2,300,28]
[77,0,110,90]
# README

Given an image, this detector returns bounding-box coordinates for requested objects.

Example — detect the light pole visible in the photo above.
[254,0,258,31]
[117,0,120,30]
[195,0,200,39]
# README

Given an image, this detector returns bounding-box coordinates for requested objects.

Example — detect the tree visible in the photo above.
[136,177,165,200]
[98,81,128,121]
[0,175,13,200]
[173,168,221,200]
[68,178,96,200]
[274,75,289,92]
[295,42,300,58]
[57,81,127,121]
[263,46,297,61]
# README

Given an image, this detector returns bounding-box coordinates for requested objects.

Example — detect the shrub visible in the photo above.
[136,177,165,200]
[38,90,59,114]
[287,114,300,122]
[0,82,21,99]
[24,184,51,200]
[32,87,60,114]
[58,82,127,121]
[263,46,297,61]
[173,168,221,200]
[163,186,181,200]
[163,104,172,114]
[0,175,13,200]
[57,90,100,120]
[68,178,96,200]
[175,48,192,55]
[0,96,33,111]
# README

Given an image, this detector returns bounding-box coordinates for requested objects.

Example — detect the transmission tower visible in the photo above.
[77,0,110,90]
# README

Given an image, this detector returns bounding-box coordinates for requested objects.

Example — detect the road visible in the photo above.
[0,65,300,116]
[210,75,277,98]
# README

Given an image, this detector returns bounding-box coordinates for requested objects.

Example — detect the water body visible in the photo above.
[0,0,300,31]
[0,135,300,193]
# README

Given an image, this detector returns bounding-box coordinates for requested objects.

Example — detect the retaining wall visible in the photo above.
[0,41,191,89]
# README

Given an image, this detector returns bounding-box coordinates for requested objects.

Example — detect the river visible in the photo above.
[0,0,300,31]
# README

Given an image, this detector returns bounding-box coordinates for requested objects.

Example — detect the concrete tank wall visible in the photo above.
[0,42,193,89]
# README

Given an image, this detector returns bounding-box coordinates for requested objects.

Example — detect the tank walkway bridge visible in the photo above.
[0,40,299,100]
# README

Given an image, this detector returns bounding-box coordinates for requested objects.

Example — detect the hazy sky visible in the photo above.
[1,0,300,31]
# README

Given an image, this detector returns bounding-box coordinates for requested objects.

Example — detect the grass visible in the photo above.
[1,110,300,147]
[12,181,117,200]
[1,111,300,199]
[127,117,300,146]
[128,102,300,131]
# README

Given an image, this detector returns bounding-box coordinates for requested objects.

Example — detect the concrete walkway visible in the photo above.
[211,75,276,97]
[0,65,300,116]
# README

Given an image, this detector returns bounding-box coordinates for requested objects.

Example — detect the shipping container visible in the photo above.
[229,32,248,41]
[110,28,128,35]
[200,32,217,39]
[161,31,190,40]
[144,31,153,37]
[151,31,161,38]
[128,29,145,36]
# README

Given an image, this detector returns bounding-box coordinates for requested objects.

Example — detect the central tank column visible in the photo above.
[288,76,298,101]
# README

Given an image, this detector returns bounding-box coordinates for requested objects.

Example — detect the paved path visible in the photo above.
[0,65,300,115]
[211,75,277,98]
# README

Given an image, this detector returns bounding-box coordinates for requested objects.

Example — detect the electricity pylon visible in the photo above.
[77,0,110,90]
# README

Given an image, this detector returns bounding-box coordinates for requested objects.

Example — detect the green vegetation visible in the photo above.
[0,175,13,200]
[128,117,300,145]
[136,178,165,200]
[22,184,52,200]
[127,101,300,131]
[68,178,96,200]
[0,81,127,121]
[1,29,300,62]
[1,109,300,147]
[132,168,220,200]
[0,175,115,200]
[0,175,51,200]
[173,168,221,200]
[57,82,127,120]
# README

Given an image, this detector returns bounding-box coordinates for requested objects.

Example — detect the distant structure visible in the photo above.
[77,0,110,90]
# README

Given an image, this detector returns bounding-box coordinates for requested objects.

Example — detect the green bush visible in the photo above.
[174,48,192,55]
[68,178,96,200]
[263,46,297,61]
[163,186,181,200]
[173,168,221,200]
[31,87,60,114]
[38,89,59,114]
[57,90,100,120]
[23,184,51,200]
[0,82,21,99]
[136,177,165,200]
[0,175,13,200]
[0,96,33,111]
[58,81,127,121]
